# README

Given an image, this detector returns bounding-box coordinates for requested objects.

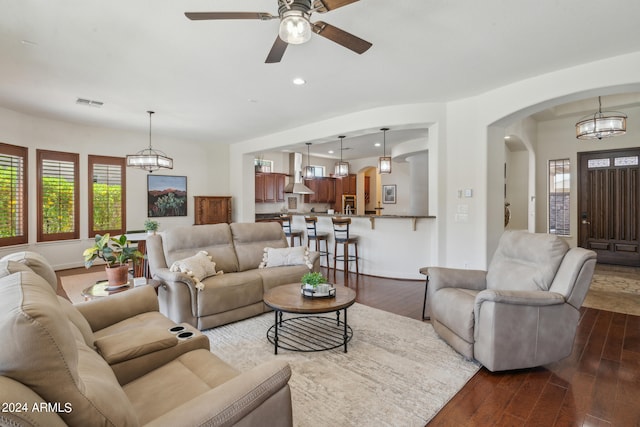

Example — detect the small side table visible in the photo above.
[419,267,429,320]
[81,279,161,301]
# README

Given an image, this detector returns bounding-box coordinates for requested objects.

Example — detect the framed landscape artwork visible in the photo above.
[383,184,396,204]
[147,175,187,217]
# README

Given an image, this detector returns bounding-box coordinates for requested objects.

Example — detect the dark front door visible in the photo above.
[578,148,640,266]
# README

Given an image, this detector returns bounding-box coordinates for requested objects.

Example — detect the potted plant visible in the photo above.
[144,219,159,235]
[83,234,144,286]
[301,272,326,289]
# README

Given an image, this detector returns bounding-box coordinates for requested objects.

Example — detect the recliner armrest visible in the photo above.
[144,360,293,427]
[429,267,487,293]
[475,289,565,307]
[94,327,178,365]
[75,285,159,331]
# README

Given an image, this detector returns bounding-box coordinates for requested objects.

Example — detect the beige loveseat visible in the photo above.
[146,222,320,330]
[0,252,293,427]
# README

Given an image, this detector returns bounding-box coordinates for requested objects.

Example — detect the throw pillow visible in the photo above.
[259,246,313,269]
[169,251,223,291]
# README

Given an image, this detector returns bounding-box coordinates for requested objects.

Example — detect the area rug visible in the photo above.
[59,270,108,303]
[583,271,640,316]
[203,303,480,427]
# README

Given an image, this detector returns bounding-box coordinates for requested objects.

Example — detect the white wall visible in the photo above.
[534,104,640,247]
[233,51,640,272]
[505,148,529,230]
[0,106,230,269]
[4,51,640,275]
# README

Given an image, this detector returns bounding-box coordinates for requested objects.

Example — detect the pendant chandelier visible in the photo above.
[334,136,350,177]
[378,127,391,174]
[304,142,315,179]
[575,96,627,140]
[126,111,173,172]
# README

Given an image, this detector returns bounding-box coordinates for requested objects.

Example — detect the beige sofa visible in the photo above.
[146,222,320,330]
[0,252,293,427]
[427,230,597,372]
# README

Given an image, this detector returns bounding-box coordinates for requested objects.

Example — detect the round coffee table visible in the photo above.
[263,283,356,354]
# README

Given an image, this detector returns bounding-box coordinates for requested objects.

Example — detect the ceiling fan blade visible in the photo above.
[313,0,359,13]
[185,12,276,21]
[265,36,288,63]
[312,21,372,54]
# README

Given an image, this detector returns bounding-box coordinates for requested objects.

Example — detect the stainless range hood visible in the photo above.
[284,152,314,194]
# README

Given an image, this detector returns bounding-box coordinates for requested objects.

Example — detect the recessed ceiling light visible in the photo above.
[328,150,334,154]
[292,78,306,85]
[374,143,381,147]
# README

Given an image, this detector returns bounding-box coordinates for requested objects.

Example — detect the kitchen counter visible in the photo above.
[257,212,435,231]
[284,214,435,280]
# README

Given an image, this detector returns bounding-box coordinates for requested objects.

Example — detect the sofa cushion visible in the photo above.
[57,296,96,348]
[197,271,264,317]
[163,224,240,274]
[486,230,569,292]
[257,264,314,293]
[123,348,239,425]
[0,271,138,426]
[259,246,313,269]
[0,259,33,277]
[0,251,59,291]
[231,222,289,272]
[170,250,222,280]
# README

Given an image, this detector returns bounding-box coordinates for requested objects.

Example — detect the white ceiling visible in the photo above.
[1,0,640,160]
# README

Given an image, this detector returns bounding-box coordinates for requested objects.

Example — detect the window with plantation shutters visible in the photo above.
[89,155,126,236]
[0,143,28,246]
[37,150,79,242]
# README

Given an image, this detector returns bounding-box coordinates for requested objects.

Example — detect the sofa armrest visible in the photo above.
[153,267,194,285]
[144,360,292,427]
[0,376,68,427]
[94,327,178,364]
[75,285,159,332]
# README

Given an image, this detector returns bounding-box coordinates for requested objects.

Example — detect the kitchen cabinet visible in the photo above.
[334,174,357,211]
[255,173,286,203]
[194,196,231,225]
[303,177,335,203]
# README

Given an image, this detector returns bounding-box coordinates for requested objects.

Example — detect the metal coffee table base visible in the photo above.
[267,310,353,354]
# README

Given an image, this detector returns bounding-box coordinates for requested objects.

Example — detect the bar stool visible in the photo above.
[280,215,303,247]
[332,217,359,275]
[305,216,330,267]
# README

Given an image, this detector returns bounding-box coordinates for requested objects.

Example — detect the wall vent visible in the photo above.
[76,98,104,108]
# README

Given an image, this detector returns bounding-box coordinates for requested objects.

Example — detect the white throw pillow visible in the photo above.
[170,251,223,290]
[259,246,312,269]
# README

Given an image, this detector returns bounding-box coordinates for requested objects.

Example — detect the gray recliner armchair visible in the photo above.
[426,230,597,372]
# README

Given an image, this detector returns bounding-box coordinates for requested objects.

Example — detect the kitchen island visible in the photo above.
[256,212,436,280]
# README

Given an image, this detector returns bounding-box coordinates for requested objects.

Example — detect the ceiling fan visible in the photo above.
[185,0,372,63]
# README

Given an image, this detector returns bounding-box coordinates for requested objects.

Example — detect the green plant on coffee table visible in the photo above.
[301,271,327,288]
[83,233,144,268]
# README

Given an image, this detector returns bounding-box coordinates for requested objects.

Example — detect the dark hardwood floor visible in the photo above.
[327,267,640,427]
[57,265,640,426]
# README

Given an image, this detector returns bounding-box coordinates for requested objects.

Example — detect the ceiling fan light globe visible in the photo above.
[279,12,312,44]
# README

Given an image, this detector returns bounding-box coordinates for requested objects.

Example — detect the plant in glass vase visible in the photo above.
[144,219,159,234]
[83,234,144,286]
